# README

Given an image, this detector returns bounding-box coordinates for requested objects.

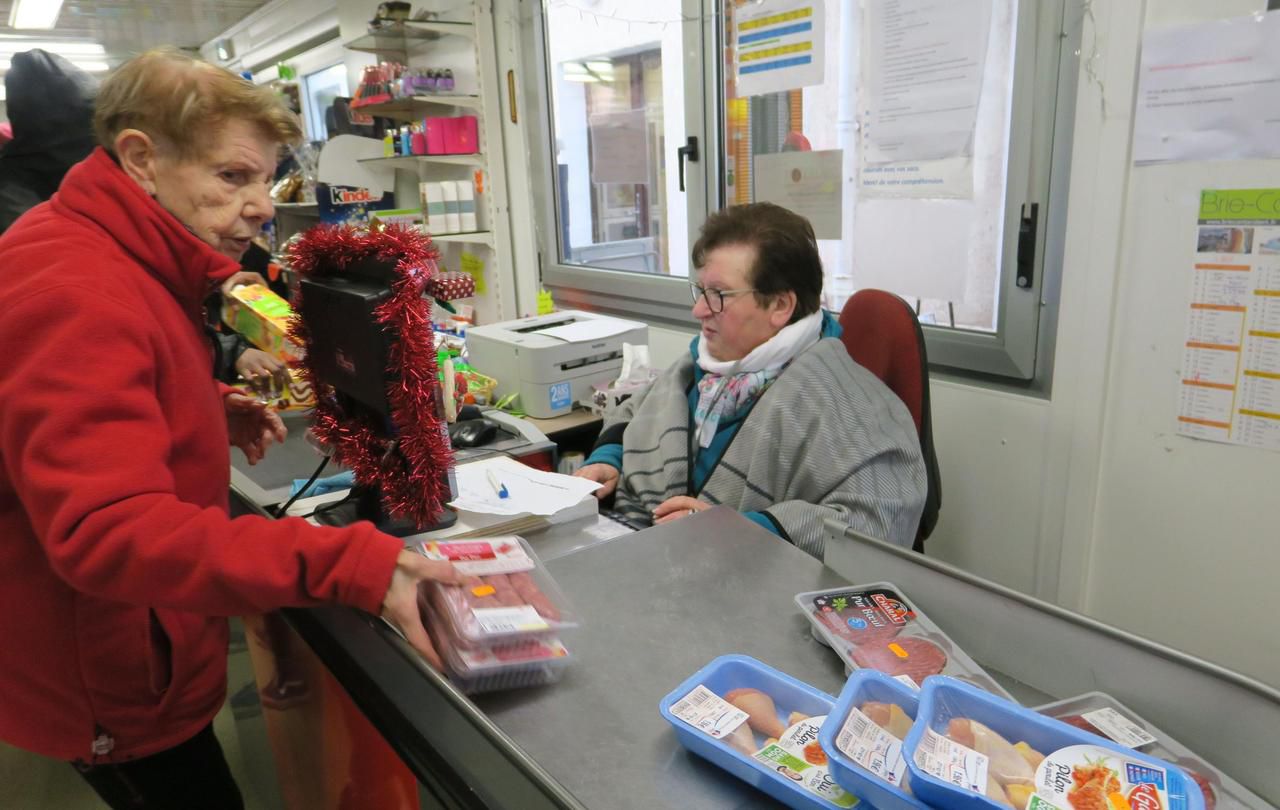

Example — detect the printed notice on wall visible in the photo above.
[734,0,825,97]
[862,0,991,164]
[1135,12,1280,165]
[1176,189,1280,452]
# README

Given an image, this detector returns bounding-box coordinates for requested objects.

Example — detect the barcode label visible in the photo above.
[914,726,989,793]
[894,674,920,690]
[670,685,749,739]
[472,605,548,635]
[836,707,906,786]
[1080,708,1158,749]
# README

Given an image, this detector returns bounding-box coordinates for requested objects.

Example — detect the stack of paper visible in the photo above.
[449,455,601,517]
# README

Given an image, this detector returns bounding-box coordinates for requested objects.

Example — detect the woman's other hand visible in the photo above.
[573,463,620,499]
[652,496,710,524]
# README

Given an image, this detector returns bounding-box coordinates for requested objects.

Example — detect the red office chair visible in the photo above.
[838,290,941,552]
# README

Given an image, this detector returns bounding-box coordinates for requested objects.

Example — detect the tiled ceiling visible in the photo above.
[0,0,271,64]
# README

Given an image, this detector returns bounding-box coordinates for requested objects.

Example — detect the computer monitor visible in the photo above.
[298,253,457,536]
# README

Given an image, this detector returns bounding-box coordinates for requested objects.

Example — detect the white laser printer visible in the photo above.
[465,310,648,418]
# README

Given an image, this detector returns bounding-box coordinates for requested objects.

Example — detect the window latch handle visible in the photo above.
[1016,202,1038,289]
[677,136,699,192]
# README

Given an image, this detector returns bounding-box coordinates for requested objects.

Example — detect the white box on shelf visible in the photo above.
[457,180,477,232]
[421,182,448,235]
[440,180,461,233]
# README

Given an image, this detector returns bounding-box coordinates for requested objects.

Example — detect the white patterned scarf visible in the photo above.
[693,310,823,448]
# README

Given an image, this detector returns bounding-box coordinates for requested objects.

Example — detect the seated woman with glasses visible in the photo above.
[573,203,927,556]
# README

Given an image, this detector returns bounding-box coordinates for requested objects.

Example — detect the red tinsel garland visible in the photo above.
[286,225,453,528]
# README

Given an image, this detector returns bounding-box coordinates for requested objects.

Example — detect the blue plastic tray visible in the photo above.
[820,670,931,810]
[658,654,854,810]
[903,677,1206,810]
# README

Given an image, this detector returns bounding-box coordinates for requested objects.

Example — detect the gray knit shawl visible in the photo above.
[608,338,927,558]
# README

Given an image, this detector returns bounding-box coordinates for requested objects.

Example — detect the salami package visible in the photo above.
[903,677,1205,810]
[421,601,571,694]
[795,582,1011,700]
[416,535,579,647]
[1035,692,1265,810]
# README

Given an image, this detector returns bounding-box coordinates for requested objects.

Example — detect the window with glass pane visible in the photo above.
[720,0,1020,335]
[541,1,698,277]
[303,63,350,141]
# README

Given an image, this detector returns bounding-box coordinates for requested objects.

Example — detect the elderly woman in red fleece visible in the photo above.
[0,49,459,810]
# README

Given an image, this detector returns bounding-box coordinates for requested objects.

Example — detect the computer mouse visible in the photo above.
[449,418,499,448]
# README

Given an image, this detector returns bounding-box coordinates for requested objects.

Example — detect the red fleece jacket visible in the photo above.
[0,148,403,762]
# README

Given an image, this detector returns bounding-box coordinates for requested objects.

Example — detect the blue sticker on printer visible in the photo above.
[549,381,572,410]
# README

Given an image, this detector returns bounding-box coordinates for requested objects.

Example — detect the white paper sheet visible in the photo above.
[1135,12,1280,165]
[734,0,825,98]
[538,318,643,343]
[863,0,991,164]
[860,157,974,200]
[752,150,844,239]
[1176,189,1280,452]
[449,455,602,516]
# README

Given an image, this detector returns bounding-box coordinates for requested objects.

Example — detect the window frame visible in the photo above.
[519,0,1078,382]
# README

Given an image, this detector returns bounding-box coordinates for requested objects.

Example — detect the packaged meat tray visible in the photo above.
[795,582,1012,701]
[422,601,571,694]
[417,535,578,647]
[1034,692,1267,810]
[658,654,859,810]
[903,676,1206,810]
[819,669,930,810]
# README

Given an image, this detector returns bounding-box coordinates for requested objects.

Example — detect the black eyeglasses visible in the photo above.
[689,282,757,314]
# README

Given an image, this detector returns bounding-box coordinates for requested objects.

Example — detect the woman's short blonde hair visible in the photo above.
[94,47,302,159]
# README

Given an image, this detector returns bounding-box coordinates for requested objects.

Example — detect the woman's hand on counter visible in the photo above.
[652,496,711,524]
[381,550,464,671]
[574,463,619,499]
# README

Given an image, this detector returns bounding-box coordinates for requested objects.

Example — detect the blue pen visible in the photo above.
[486,470,509,499]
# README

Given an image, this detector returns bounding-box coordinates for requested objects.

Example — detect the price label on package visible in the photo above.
[836,707,907,786]
[472,605,548,635]
[669,685,749,739]
[914,726,989,793]
[1080,708,1158,749]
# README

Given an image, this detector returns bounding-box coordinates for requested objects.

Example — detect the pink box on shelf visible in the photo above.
[424,117,447,155]
[443,116,479,155]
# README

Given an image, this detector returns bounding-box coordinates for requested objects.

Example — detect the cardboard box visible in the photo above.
[424,117,446,155]
[439,181,461,233]
[222,284,302,363]
[444,116,478,154]
[456,180,477,232]
[421,182,448,234]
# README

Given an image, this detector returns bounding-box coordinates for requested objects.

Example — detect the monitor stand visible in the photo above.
[314,484,458,537]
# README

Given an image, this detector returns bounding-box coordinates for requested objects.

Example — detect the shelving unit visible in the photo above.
[358,154,486,171]
[344,20,474,56]
[341,4,516,325]
[351,94,483,120]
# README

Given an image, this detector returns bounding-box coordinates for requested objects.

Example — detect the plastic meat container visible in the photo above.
[819,669,930,810]
[417,535,579,647]
[423,601,571,694]
[658,654,858,810]
[903,676,1205,810]
[1034,692,1266,810]
[795,582,1012,700]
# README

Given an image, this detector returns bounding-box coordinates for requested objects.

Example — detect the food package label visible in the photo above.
[224,284,302,362]
[913,726,990,794]
[752,717,858,808]
[836,707,907,786]
[1078,708,1158,750]
[472,605,548,635]
[894,674,920,691]
[810,587,915,646]
[420,537,534,575]
[1033,745,1172,810]
[670,685,749,740]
